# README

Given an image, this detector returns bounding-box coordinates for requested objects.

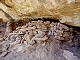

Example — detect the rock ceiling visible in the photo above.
[0,0,80,26]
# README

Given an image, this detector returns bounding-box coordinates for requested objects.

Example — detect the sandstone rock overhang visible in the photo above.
[0,0,80,26]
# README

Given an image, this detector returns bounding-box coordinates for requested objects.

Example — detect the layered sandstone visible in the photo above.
[0,0,80,26]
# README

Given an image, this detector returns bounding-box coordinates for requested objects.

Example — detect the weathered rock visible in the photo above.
[0,51,8,57]
[63,50,80,60]
[31,35,48,41]
[24,34,33,44]
[12,44,24,53]
[10,40,20,47]
[0,0,80,26]
[6,22,12,33]
[0,38,4,42]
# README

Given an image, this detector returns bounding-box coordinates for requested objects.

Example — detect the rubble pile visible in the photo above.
[1,20,80,60]
[0,20,73,57]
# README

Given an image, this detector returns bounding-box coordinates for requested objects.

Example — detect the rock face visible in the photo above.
[0,0,80,26]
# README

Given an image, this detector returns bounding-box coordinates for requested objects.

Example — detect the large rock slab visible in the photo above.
[0,0,80,26]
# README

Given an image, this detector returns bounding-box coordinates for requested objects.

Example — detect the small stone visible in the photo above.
[32,21,37,23]
[31,21,38,25]
[31,35,48,41]
[37,20,43,23]
[59,26,63,30]
[35,34,44,38]
[38,30,45,35]
[48,30,52,35]
[36,25,41,29]
[24,34,32,43]
[0,35,3,38]
[0,38,4,41]
[41,25,47,30]
[28,22,32,27]
[13,30,18,33]
[28,30,34,35]
[57,23,60,26]
[24,41,27,44]
[53,26,57,30]
[59,33,63,36]
[2,46,9,52]
[9,34,15,41]
[13,44,24,52]
[59,31,63,33]
[21,26,26,29]
[54,32,58,36]
[0,45,2,54]
[50,22,55,26]
[50,26,55,32]
[57,30,63,33]
[19,31,24,34]
[63,32,70,37]
[63,50,80,60]
[10,40,20,47]
[20,29,26,32]
[31,26,36,30]
[59,37,64,40]
[44,21,50,25]
[16,27,21,30]
[28,40,35,45]
[36,40,41,44]
[60,24,69,30]
[46,21,50,24]
[70,28,73,32]
[14,34,19,38]
[57,36,61,40]
[16,36,21,41]
[0,50,2,54]
[0,51,8,57]
[33,30,38,34]
[42,42,46,46]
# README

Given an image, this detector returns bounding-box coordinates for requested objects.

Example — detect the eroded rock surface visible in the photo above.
[0,0,80,26]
